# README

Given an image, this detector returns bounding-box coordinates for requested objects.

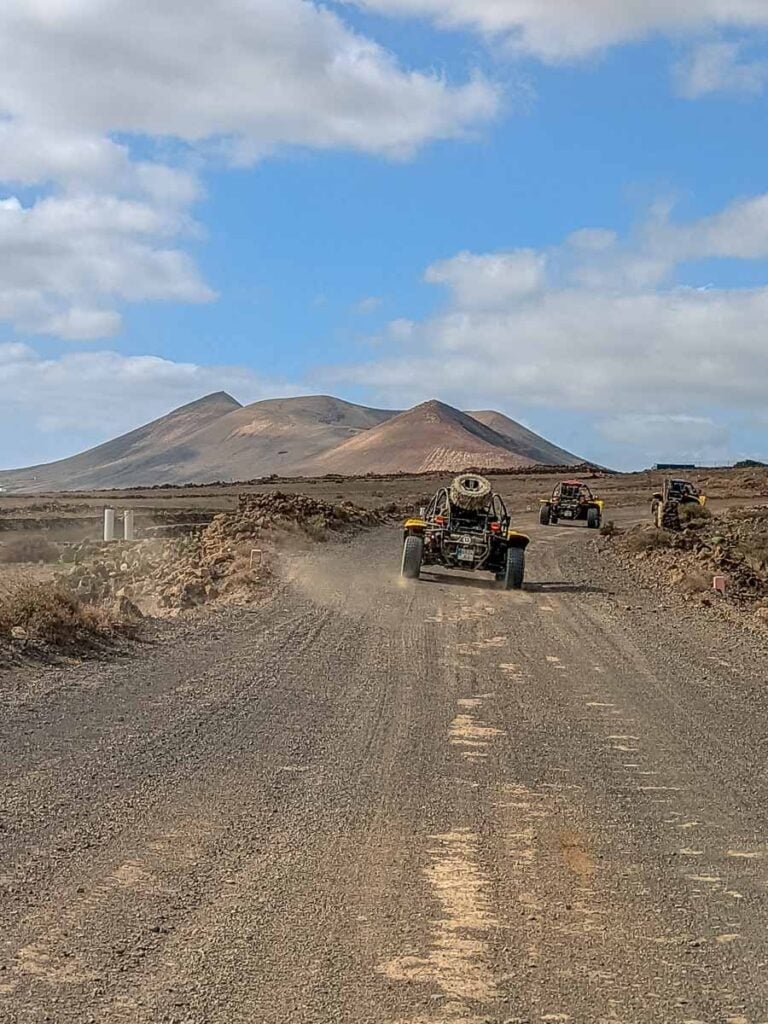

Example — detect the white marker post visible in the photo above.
[103,508,116,542]
[123,510,135,541]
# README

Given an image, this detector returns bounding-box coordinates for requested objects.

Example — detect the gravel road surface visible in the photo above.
[2,515,768,1023]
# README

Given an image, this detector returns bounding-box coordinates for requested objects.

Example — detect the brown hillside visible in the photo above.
[0,395,395,492]
[0,392,241,493]
[301,400,541,475]
[0,395,586,491]
[162,395,395,483]
[468,410,581,467]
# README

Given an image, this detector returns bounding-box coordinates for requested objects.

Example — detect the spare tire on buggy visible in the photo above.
[400,474,529,589]
[449,473,493,512]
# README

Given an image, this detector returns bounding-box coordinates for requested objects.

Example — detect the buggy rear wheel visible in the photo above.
[660,502,680,531]
[499,545,525,591]
[587,507,600,529]
[539,503,551,526]
[401,534,424,580]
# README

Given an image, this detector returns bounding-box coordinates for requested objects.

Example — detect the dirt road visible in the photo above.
[2,517,768,1023]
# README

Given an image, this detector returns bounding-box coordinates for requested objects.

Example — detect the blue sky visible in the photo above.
[1,1,768,470]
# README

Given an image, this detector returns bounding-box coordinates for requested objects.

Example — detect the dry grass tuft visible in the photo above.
[0,582,125,648]
[679,502,712,526]
[624,527,676,554]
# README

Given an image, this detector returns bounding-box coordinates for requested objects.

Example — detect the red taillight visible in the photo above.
[490,522,501,532]
[434,515,446,525]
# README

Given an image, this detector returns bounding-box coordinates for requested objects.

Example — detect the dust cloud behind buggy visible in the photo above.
[400,474,530,590]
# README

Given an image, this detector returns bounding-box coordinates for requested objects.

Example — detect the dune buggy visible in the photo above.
[651,478,706,530]
[539,480,603,529]
[400,474,530,590]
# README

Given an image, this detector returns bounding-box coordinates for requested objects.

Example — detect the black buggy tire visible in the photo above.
[401,534,424,580]
[499,546,525,591]
[539,504,551,526]
[587,507,600,529]
[660,502,680,531]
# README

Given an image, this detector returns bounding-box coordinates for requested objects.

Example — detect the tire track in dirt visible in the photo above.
[3,524,768,1022]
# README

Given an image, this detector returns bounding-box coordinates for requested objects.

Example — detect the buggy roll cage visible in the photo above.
[669,479,699,497]
[425,488,511,533]
[654,480,701,502]
[555,482,594,501]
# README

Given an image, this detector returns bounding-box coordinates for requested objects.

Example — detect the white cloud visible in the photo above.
[0,121,201,204]
[0,1,497,161]
[597,414,735,466]
[425,250,546,307]
[0,0,499,341]
[354,295,384,315]
[0,342,297,466]
[675,40,768,98]
[348,0,768,61]
[329,193,768,422]
[599,413,730,448]
[557,194,768,292]
[387,318,417,342]
[334,287,768,410]
[0,342,34,364]
[0,194,213,339]
[38,308,123,342]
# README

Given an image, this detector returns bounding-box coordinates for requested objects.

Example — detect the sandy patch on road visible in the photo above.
[379,828,498,1022]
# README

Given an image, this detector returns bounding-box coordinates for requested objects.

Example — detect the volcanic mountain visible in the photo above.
[0,392,242,493]
[467,410,580,467]
[0,394,395,492]
[154,394,395,484]
[303,400,576,475]
[0,394,584,491]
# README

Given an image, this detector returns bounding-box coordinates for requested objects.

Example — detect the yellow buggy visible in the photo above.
[540,480,604,529]
[401,474,530,590]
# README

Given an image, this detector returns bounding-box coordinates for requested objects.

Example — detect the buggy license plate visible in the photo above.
[457,546,475,562]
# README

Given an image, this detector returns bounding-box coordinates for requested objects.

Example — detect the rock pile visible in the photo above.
[61,536,207,613]
[608,505,768,614]
[59,491,386,615]
[229,491,386,536]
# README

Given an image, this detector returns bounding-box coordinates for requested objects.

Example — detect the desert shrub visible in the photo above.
[735,537,768,570]
[0,536,60,564]
[0,582,119,646]
[624,527,675,554]
[679,502,712,525]
[303,516,329,543]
